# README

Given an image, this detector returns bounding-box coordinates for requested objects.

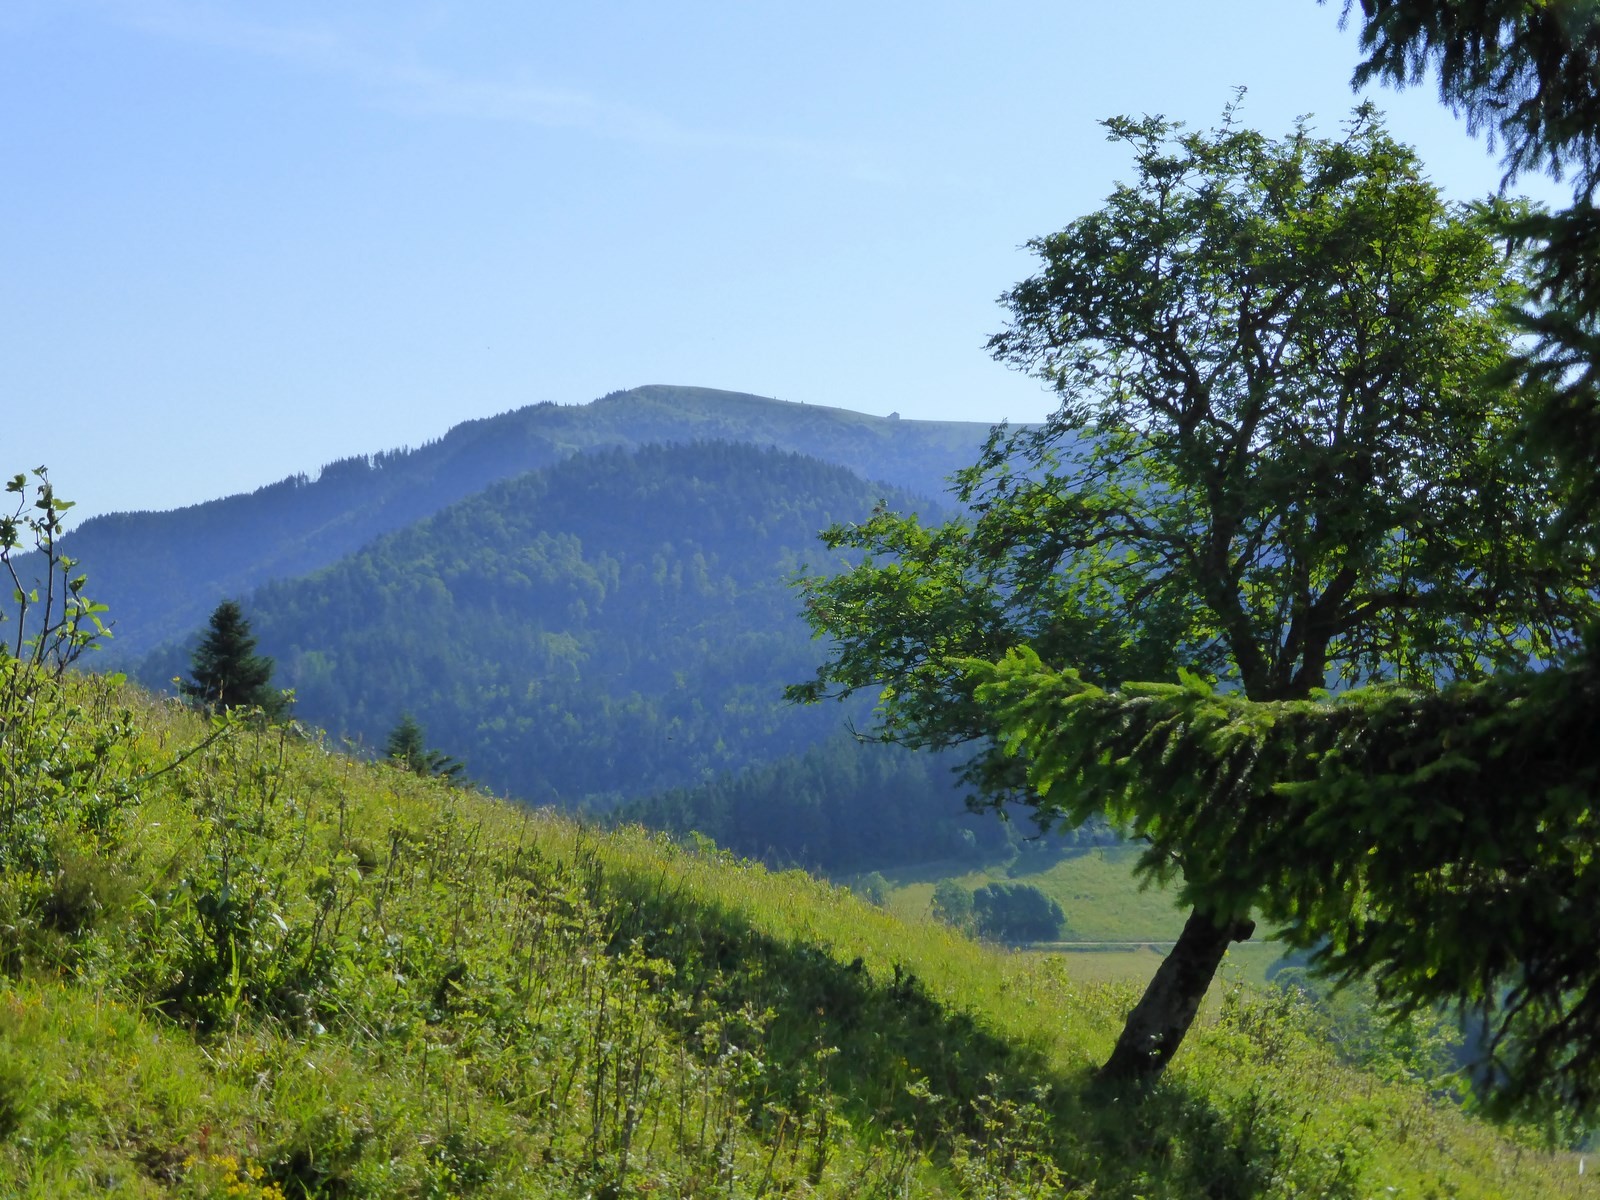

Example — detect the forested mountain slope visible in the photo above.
[139,441,931,804]
[618,736,1013,874]
[46,386,990,661]
[617,734,1125,876]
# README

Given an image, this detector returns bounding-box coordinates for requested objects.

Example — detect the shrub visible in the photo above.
[971,882,1065,943]
[930,879,974,930]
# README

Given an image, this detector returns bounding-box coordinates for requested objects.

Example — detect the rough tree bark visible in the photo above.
[1095,906,1257,1085]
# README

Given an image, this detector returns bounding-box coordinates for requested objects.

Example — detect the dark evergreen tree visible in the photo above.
[385,712,465,781]
[1336,1,1600,528]
[385,713,427,771]
[182,600,281,715]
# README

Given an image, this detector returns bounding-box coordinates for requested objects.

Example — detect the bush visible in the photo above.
[852,871,891,906]
[0,469,133,879]
[971,883,1065,943]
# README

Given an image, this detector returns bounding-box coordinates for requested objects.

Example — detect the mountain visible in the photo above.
[51,385,993,661]
[139,441,937,804]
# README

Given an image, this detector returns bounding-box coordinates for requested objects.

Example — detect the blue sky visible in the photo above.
[2,1,1565,523]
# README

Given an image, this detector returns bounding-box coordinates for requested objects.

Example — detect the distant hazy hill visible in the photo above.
[51,385,992,661]
[138,441,935,804]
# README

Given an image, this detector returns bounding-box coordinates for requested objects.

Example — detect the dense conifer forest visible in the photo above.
[41,387,990,662]
[135,441,937,806]
[618,733,1118,876]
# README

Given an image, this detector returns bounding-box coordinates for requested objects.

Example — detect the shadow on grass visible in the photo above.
[598,849,1335,1199]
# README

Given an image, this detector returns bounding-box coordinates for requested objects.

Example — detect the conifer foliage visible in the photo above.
[384,712,465,781]
[969,642,1600,1116]
[181,599,282,715]
[1337,0,1600,526]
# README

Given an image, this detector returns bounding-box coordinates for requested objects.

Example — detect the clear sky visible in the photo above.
[2,1,1565,524]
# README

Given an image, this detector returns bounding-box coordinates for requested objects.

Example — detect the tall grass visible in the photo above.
[0,670,1588,1197]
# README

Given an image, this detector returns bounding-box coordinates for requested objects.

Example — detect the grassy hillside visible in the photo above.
[40,386,992,663]
[882,846,1188,943]
[0,664,1588,1198]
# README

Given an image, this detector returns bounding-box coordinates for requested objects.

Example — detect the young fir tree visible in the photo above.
[385,713,428,772]
[385,713,465,781]
[182,599,282,715]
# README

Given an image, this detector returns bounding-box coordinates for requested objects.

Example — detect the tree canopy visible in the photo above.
[1012,0,1600,1117]
[791,105,1597,1089]
[1341,0,1600,189]
[969,641,1600,1114]
[1339,0,1600,521]
[795,1,1600,1115]
[972,882,1067,945]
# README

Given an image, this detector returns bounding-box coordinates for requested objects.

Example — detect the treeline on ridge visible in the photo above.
[47,385,990,662]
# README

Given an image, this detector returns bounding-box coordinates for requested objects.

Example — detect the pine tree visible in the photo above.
[385,713,464,781]
[385,713,427,772]
[182,600,281,715]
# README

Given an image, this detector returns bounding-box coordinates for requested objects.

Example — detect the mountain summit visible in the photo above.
[55,386,993,659]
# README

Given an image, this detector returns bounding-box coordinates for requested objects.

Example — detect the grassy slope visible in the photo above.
[0,673,1589,1198]
[882,847,1190,941]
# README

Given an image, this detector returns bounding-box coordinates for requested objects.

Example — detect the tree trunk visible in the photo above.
[1095,905,1255,1087]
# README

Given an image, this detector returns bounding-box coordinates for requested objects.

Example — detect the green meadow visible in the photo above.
[0,666,1589,1198]
[879,848,1283,987]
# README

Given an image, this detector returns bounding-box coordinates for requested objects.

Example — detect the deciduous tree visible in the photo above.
[972,882,1065,944]
[790,105,1597,1088]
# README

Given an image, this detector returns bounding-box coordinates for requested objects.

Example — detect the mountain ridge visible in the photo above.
[134,439,939,804]
[54,385,994,660]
